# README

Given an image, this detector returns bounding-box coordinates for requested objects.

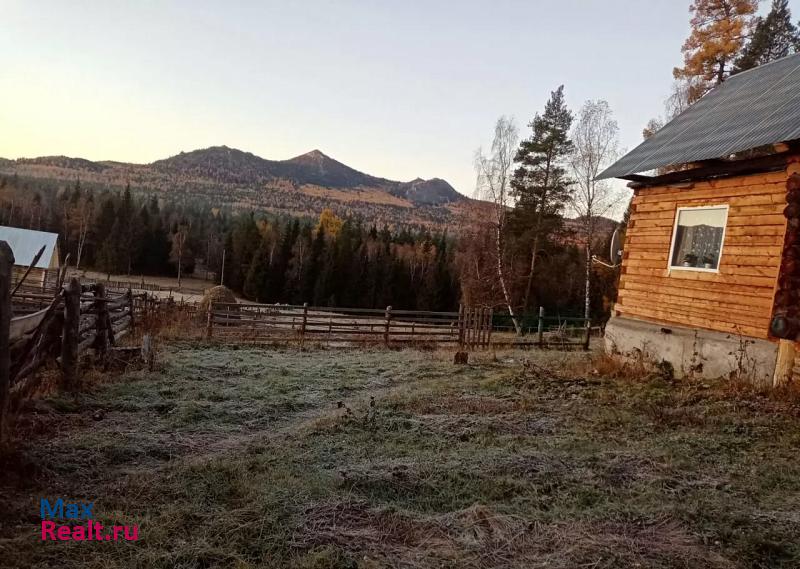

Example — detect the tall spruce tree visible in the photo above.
[244,235,272,302]
[511,85,574,314]
[735,0,800,72]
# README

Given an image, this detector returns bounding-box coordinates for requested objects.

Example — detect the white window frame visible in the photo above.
[667,205,729,274]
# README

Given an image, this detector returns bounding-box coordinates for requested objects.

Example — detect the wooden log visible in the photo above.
[79,315,98,335]
[78,334,97,355]
[109,308,131,323]
[61,278,81,391]
[112,316,132,336]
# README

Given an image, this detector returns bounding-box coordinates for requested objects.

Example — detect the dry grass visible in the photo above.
[1,346,800,568]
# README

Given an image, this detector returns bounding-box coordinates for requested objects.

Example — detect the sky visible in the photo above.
[0,0,789,197]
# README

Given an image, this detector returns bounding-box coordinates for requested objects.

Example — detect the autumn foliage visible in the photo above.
[673,0,759,102]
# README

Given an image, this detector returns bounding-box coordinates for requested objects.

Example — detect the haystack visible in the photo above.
[199,285,237,313]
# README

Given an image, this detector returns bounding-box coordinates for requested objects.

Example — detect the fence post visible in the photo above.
[458,304,464,350]
[486,308,494,348]
[61,277,80,391]
[481,308,489,348]
[94,283,109,365]
[300,302,308,348]
[537,306,545,346]
[126,289,135,330]
[0,241,14,441]
[475,307,482,349]
[583,318,591,351]
[475,307,486,348]
[205,301,214,340]
[464,306,473,352]
[473,308,480,349]
[384,305,392,347]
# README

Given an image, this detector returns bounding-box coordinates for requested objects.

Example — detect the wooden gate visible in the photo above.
[457,305,493,350]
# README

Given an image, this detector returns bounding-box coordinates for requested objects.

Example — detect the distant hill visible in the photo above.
[0,146,468,228]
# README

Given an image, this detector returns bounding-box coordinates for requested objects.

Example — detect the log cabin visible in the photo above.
[0,226,60,290]
[598,52,800,387]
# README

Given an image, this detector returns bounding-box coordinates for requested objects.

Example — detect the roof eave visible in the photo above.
[622,152,793,189]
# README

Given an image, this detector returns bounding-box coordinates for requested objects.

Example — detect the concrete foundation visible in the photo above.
[604,315,778,387]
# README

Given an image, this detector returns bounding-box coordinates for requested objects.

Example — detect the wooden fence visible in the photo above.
[0,241,139,438]
[204,302,494,348]
[73,275,207,295]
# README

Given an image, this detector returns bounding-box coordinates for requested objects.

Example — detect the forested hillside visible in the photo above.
[0,146,468,229]
[0,164,617,320]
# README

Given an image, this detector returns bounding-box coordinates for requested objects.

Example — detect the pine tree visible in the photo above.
[117,183,139,275]
[302,225,326,304]
[243,235,271,301]
[510,85,574,313]
[94,195,117,243]
[735,0,800,71]
[226,214,260,292]
[673,0,759,102]
[97,218,123,276]
[144,198,171,274]
[270,219,299,302]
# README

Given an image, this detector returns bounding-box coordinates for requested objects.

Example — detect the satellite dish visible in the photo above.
[610,227,623,265]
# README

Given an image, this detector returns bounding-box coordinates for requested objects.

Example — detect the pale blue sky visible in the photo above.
[0,1,788,195]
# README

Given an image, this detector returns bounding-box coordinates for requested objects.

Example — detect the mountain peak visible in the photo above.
[289,149,333,164]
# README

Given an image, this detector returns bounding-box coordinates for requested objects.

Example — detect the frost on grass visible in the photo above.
[1,346,800,568]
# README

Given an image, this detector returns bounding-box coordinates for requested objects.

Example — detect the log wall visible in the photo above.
[616,161,800,340]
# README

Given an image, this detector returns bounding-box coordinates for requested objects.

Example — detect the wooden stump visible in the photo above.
[453,351,469,365]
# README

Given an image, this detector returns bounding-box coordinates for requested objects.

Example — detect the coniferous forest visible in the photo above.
[0,168,618,320]
[0,176,465,311]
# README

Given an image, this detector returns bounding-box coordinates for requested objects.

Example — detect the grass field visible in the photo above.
[2,345,800,568]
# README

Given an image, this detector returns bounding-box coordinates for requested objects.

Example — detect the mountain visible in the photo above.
[0,146,468,228]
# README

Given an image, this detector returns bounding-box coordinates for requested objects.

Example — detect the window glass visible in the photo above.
[670,207,727,270]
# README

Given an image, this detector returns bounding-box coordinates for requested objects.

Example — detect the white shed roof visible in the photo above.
[0,226,59,268]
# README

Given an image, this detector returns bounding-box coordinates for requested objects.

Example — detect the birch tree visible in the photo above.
[475,116,521,334]
[569,100,621,321]
[170,222,190,290]
[74,193,95,269]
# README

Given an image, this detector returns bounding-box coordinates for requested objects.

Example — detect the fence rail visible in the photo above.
[1,241,140,435]
[205,302,494,348]
[73,275,207,295]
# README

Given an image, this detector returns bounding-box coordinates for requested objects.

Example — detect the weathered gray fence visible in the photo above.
[204,302,494,349]
[0,241,139,438]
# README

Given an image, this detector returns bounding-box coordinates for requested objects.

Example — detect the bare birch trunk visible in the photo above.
[583,222,594,321]
[495,222,521,335]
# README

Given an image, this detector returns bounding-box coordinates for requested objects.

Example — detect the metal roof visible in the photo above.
[598,52,800,180]
[0,226,59,268]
